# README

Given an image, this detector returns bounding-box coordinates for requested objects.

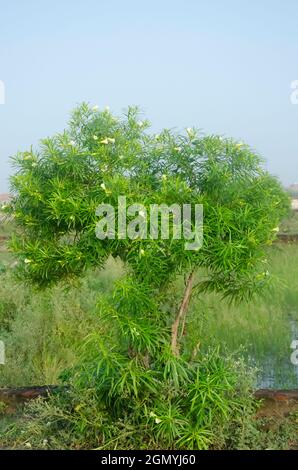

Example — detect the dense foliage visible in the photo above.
[6,104,290,449]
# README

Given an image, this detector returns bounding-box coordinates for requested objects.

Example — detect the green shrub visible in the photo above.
[5,104,290,450]
[0,351,258,450]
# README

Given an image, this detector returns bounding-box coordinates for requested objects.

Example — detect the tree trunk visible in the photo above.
[171,271,195,356]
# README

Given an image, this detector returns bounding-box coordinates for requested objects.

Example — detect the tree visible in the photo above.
[8,104,289,448]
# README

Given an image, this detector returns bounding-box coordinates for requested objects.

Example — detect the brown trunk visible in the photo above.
[171,271,195,356]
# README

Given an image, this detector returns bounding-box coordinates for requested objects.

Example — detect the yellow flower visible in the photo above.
[186,127,196,139]
[132,327,140,336]
[75,404,84,412]
[100,137,115,145]
[93,135,98,140]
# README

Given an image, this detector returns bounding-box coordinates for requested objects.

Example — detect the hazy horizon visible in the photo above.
[1,0,298,192]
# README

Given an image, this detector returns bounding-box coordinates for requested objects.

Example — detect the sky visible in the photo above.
[0,0,298,192]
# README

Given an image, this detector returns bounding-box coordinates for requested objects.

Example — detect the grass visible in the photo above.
[185,243,298,388]
[280,211,298,235]
[0,257,123,387]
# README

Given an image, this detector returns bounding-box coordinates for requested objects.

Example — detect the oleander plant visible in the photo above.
[7,104,290,449]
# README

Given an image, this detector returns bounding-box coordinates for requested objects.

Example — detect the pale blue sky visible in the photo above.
[0,0,298,191]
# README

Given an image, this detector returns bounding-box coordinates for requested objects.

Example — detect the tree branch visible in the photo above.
[171,271,195,356]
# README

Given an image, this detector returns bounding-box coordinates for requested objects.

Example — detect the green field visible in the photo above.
[187,244,298,388]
